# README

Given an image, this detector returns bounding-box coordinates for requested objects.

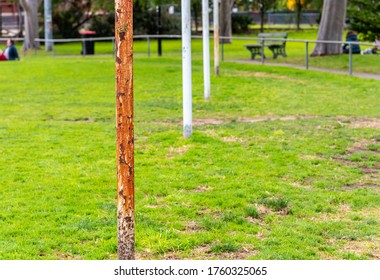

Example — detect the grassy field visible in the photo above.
[0,52,379,260]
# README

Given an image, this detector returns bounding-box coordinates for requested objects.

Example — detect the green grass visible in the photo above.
[0,53,379,260]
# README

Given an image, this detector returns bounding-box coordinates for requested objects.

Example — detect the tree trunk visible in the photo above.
[0,6,2,36]
[296,1,302,30]
[193,3,199,33]
[220,0,234,43]
[260,7,264,32]
[19,0,43,50]
[311,0,347,56]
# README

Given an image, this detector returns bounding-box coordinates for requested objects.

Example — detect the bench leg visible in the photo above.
[249,48,265,60]
[269,47,286,59]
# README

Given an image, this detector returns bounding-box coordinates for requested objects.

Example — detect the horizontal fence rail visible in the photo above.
[2,35,377,77]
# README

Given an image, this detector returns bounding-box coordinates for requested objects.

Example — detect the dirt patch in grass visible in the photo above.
[193,119,226,126]
[63,117,94,123]
[192,115,316,127]
[348,118,380,129]
[347,139,380,154]
[162,244,258,260]
[226,71,290,80]
[221,136,246,143]
[193,185,213,193]
[289,182,313,190]
[237,115,315,123]
[194,244,257,260]
[342,235,380,259]
[167,145,190,158]
[55,252,82,260]
[342,184,379,190]
[334,138,379,190]
[185,221,203,233]
[192,116,380,128]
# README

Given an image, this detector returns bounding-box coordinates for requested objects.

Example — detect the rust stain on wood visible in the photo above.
[115,0,134,260]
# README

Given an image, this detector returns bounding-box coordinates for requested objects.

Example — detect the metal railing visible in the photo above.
[220,36,376,76]
[3,35,377,77]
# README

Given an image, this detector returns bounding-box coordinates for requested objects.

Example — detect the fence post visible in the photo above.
[221,40,224,62]
[349,43,353,75]
[147,37,150,57]
[112,37,115,57]
[305,41,309,70]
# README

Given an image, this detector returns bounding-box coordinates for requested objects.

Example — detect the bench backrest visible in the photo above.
[257,32,287,45]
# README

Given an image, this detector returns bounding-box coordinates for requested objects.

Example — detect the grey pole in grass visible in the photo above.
[349,43,353,75]
[213,0,219,76]
[202,0,210,100]
[44,0,53,51]
[115,0,135,260]
[182,0,192,138]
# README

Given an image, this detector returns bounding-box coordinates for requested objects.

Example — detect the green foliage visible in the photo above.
[246,206,260,219]
[232,14,253,34]
[133,3,181,35]
[52,1,92,38]
[347,0,380,41]
[89,13,115,37]
[259,197,289,212]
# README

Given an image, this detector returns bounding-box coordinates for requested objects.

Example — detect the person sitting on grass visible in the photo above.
[342,31,361,54]
[360,34,380,55]
[4,39,20,61]
[0,49,7,61]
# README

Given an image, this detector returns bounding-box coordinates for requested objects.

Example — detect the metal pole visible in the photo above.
[112,37,115,57]
[202,0,210,100]
[221,41,224,61]
[115,0,135,260]
[349,43,353,75]
[156,6,162,56]
[261,38,264,65]
[44,0,53,51]
[182,0,192,138]
[213,0,219,76]
[147,37,150,57]
[305,41,309,70]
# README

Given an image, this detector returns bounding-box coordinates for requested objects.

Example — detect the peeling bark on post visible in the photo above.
[115,0,134,260]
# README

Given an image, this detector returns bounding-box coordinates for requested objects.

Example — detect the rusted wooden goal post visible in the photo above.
[115,0,135,260]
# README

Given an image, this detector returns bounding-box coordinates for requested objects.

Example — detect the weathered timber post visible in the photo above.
[115,0,135,260]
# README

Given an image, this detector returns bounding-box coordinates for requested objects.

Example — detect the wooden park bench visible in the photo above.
[244,32,288,60]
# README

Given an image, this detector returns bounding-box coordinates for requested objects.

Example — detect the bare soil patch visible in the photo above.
[172,244,258,260]
[192,118,226,126]
[348,118,380,129]
[237,115,315,123]
[342,235,380,259]
[225,71,290,80]
[193,185,213,193]
[167,145,190,158]
[334,138,379,190]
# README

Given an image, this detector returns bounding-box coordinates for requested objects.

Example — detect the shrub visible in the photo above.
[232,14,253,34]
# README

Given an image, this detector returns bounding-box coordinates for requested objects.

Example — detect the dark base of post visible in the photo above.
[158,39,162,56]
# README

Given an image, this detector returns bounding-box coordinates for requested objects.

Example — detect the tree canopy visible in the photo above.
[347,0,380,41]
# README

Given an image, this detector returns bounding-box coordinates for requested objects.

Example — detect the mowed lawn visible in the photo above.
[0,54,379,260]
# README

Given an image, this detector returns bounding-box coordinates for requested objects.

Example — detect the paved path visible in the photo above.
[232,60,380,81]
